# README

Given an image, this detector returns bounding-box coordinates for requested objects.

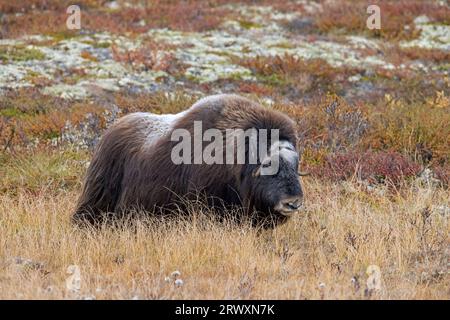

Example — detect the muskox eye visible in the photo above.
[262,160,272,168]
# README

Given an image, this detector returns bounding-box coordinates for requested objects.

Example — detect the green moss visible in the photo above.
[241,46,252,54]
[269,42,296,49]
[94,42,111,49]
[237,19,262,29]
[205,50,238,59]
[26,70,40,78]
[63,73,88,85]
[23,70,44,84]
[48,31,79,42]
[0,46,46,62]
[0,108,26,117]
[0,148,90,194]
[82,40,111,49]
[436,63,450,71]
[257,74,288,86]
[226,72,247,81]
[42,131,60,140]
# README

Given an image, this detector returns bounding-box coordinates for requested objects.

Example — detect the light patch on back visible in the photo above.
[138,94,234,150]
[138,110,188,149]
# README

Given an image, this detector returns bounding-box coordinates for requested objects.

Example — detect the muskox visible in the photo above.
[73,94,304,227]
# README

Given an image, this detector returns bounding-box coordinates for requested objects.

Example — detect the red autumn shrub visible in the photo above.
[433,166,450,188]
[307,150,421,186]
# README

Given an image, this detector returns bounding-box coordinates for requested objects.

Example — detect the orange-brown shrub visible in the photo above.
[0,89,107,150]
[238,54,361,97]
[381,44,450,68]
[0,0,107,13]
[0,0,230,38]
[363,96,450,166]
[313,0,450,41]
[111,40,185,75]
[274,94,369,151]
[399,48,450,65]
[115,91,198,115]
[238,82,275,96]
[273,93,449,185]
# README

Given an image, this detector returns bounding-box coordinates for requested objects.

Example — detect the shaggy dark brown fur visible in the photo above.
[73,94,301,227]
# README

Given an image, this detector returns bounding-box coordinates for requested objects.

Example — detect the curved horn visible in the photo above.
[298,171,310,176]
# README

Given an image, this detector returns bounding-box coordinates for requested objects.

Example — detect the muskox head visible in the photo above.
[240,139,304,218]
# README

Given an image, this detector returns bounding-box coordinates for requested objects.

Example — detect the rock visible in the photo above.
[106,1,120,10]
[432,205,450,217]
[66,265,82,293]
[414,15,431,25]
[174,279,184,287]
[365,265,382,297]
[417,168,441,187]
[13,257,48,274]
[348,74,362,82]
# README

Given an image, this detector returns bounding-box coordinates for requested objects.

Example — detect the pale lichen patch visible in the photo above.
[401,16,450,51]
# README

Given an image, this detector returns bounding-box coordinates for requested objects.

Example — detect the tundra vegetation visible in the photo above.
[0,0,449,299]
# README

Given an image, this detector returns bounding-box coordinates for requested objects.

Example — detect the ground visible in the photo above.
[0,0,449,299]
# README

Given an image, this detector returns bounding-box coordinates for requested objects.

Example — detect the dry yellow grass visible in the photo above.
[0,178,448,300]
